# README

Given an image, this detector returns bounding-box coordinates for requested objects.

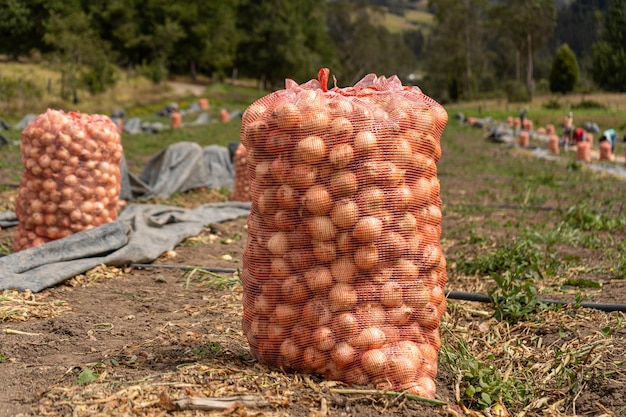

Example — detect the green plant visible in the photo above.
[563,204,626,231]
[571,99,606,110]
[488,270,546,323]
[455,238,560,280]
[0,353,6,363]
[180,267,240,290]
[76,368,98,385]
[549,43,579,94]
[440,333,531,409]
[542,98,562,110]
[190,341,223,358]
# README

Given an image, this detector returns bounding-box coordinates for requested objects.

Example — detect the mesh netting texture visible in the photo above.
[14,110,123,251]
[240,69,448,398]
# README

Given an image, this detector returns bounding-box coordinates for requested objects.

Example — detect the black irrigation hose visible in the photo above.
[130,263,238,274]
[446,290,626,313]
[130,263,626,313]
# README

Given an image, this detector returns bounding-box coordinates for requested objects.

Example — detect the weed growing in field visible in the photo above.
[563,204,626,232]
[190,341,223,358]
[440,332,531,409]
[456,238,560,280]
[489,270,546,323]
[180,267,240,290]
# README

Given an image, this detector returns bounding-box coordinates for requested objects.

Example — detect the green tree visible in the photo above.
[549,43,579,94]
[0,0,34,60]
[326,3,418,86]
[235,0,333,88]
[43,11,117,96]
[505,0,557,101]
[425,0,488,102]
[591,0,626,92]
[168,0,240,80]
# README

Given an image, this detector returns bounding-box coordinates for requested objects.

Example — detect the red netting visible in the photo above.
[230,144,251,202]
[239,69,448,398]
[13,109,123,251]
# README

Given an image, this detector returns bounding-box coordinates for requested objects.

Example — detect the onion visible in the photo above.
[302,185,333,215]
[328,283,358,312]
[301,111,331,131]
[369,265,393,284]
[355,303,386,327]
[344,365,369,385]
[353,131,377,155]
[289,164,317,189]
[267,232,290,255]
[272,102,302,130]
[279,338,301,366]
[330,257,357,284]
[403,282,431,309]
[356,187,385,215]
[294,136,326,164]
[305,266,333,294]
[274,304,299,327]
[380,281,403,308]
[303,346,327,370]
[332,312,360,338]
[270,258,291,278]
[388,356,418,385]
[329,143,354,171]
[394,258,420,282]
[352,216,383,243]
[330,170,358,198]
[285,248,315,270]
[276,184,299,209]
[312,326,336,351]
[386,305,413,326]
[290,323,311,347]
[329,98,354,118]
[360,348,387,376]
[329,117,354,142]
[307,216,337,241]
[330,199,359,229]
[281,275,309,304]
[331,342,356,368]
[416,303,441,329]
[302,298,332,326]
[312,239,337,262]
[354,244,379,270]
[356,161,379,185]
[265,132,291,155]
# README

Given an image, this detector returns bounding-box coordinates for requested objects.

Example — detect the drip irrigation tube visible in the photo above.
[130,263,238,274]
[131,263,626,313]
[446,290,626,313]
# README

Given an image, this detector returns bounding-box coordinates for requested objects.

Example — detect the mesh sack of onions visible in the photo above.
[230,143,251,202]
[240,68,448,398]
[13,109,123,251]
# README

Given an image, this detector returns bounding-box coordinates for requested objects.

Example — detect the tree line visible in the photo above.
[0,0,624,103]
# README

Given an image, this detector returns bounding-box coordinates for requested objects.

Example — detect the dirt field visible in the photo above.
[1,125,625,416]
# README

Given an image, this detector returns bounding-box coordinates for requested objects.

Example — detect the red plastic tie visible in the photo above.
[318,68,330,92]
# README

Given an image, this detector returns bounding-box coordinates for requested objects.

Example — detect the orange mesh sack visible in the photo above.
[240,68,448,398]
[230,144,251,202]
[13,109,123,251]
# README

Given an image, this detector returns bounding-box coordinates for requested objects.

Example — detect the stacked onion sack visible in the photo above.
[230,144,251,202]
[240,69,448,398]
[13,109,123,251]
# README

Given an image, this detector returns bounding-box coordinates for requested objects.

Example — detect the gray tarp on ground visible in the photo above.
[135,142,233,199]
[0,202,251,293]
